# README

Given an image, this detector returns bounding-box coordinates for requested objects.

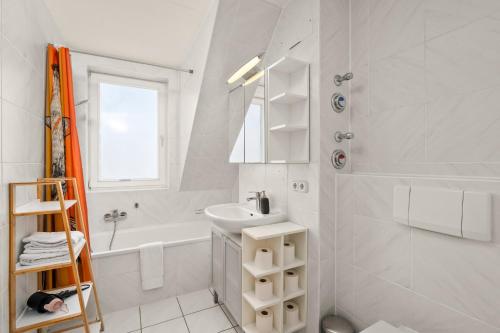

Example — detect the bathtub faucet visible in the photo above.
[104,209,127,223]
[104,209,127,251]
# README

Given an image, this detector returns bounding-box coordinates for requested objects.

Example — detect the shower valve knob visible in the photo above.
[331,149,347,169]
[331,93,346,113]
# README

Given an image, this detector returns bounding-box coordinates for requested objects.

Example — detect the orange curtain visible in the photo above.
[44,44,91,288]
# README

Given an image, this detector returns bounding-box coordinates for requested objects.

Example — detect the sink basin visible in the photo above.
[204,203,286,233]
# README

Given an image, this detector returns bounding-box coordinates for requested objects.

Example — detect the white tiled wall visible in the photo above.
[180,0,280,191]
[87,188,232,235]
[350,0,500,176]
[337,2,500,331]
[336,174,500,332]
[0,0,63,330]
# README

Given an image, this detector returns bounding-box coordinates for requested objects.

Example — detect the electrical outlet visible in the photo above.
[291,180,308,193]
[298,180,309,193]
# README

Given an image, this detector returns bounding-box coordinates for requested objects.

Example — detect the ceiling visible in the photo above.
[43,0,214,68]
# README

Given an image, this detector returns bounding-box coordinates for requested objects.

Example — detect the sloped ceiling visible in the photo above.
[43,0,213,67]
[180,0,281,190]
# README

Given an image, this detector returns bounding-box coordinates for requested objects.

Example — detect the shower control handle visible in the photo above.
[334,131,355,143]
[331,93,346,113]
[331,149,347,169]
[334,72,353,86]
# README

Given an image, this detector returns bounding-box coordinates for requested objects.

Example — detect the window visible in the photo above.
[89,73,167,189]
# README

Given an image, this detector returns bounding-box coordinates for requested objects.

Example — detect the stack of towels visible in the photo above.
[19,231,86,266]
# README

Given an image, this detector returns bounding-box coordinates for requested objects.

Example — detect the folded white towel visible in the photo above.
[22,247,72,255]
[19,238,86,266]
[24,243,71,252]
[22,231,84,245]
[139,242,164,291]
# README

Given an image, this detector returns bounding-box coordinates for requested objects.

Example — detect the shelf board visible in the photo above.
[268,124,308,133]
[284,258,306,271]
[14,199,77,216]
[243,323,279,333]
[243,261,281,278]
[243,222,307,240]
[284,321,306,333]
[283,288,306,301]
[16,282,93,332]
[15,239,86,275]
[243,291,281,311]
[268,160,309,164]
[269,92,307,104]
[268,56,308,73]
[48,321,102,333]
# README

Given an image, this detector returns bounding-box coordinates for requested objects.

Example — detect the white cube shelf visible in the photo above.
[242,222,308,333]
[266,57,310,164]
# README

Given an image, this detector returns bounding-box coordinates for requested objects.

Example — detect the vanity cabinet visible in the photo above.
[211,228,242,325]
[212,230,225,303]
[225,238,242,323]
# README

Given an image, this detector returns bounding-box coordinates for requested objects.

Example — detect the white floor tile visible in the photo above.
[177,289,216,314]
[221,329,237,333]
[103,306,140,332]
[140,297,183,327]
[184,306,232,333]
[142,318,189,333]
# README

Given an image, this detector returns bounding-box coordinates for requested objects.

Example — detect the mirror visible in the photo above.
[228,75,266,163]
[243,76,266,163]
[228,86,245,163]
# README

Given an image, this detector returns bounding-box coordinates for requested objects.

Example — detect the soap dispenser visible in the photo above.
[260,191,270,214]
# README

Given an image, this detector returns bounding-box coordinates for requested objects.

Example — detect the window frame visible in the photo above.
[88,72,168,190]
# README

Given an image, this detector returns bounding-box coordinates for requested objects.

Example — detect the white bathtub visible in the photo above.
[90,221,213,313]
[91,221,212,257]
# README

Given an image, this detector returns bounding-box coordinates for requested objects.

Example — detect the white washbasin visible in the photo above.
[204,203,286,233]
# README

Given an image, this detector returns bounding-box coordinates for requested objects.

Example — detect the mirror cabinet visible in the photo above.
[228,56,309,164]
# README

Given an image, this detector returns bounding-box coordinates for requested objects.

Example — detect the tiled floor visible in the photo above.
[101,289,243,333]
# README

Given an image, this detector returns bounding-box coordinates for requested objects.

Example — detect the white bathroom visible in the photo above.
[1,0,500,333]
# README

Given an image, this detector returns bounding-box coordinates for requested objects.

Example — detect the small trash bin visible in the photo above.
[322,315,354,333]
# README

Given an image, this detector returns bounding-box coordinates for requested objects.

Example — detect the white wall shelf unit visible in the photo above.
[266,57,310,164]
[241,222,307,333]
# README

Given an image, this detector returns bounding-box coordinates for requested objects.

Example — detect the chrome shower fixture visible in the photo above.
[334,72,353,86]
[104,209,127,222]
[331,149,347,169]
[331,93,346,113]
[334,131,355,143]
[104,209,127,251]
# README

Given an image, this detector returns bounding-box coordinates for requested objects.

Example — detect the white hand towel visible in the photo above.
[139,242,164,291]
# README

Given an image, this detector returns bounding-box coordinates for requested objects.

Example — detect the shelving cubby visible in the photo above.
[266,57,310,164]
[283,295,307,333]
[242,222,307,333]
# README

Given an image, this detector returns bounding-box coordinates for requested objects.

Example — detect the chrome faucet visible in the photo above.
[247,191,262,211]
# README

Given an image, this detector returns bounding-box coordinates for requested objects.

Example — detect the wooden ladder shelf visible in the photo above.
[9,178,104,333]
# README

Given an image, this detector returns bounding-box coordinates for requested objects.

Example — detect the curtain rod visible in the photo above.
[69,49,194,74]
